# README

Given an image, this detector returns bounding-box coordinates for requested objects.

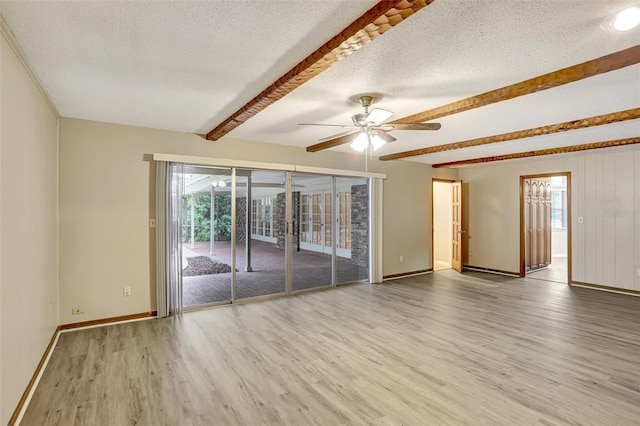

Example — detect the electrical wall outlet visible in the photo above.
[71,307,85,315]
[123,286,131,296]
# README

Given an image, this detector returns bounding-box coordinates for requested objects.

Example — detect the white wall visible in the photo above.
[58,118,457,324]
[459,146,640,291]
[433,181,452,266]
[0,32,59,424]
[552,229,567,256]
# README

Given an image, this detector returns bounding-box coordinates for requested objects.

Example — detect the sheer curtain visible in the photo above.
[156,161,184,317]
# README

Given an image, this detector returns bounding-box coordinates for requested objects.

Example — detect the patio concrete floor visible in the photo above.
[182,240,368,307]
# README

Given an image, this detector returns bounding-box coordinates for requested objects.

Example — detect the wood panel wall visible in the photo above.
[579,151,637,289]
[458,147,640,292]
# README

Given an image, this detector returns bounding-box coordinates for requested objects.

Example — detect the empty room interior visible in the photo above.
[1,1,639,425]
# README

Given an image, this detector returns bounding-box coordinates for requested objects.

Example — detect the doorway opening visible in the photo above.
[520,173,571,284]
[432,180,454,271]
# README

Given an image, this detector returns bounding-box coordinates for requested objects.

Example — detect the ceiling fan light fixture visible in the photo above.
[350,132,369,152]
[371,134,386,151]
[613,6,640,31]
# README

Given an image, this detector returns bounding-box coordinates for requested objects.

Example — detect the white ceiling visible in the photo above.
[1,0,639,166]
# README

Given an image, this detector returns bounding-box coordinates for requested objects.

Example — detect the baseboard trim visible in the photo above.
[383,269,433,281]
[59,311,157,331]
[463,265,520,277]
[9,326,61,425]
[571,281,639,296]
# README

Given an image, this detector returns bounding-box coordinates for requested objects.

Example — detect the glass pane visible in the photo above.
[312,194,322,245]
[336,177,369,285]
[235,170,286,299]
[324,192,332,247]
[301,195,310,243]
[293,173,333,291]
[338,192,351,249]
[181,166,232,308]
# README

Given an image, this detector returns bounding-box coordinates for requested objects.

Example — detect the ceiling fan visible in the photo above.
[299,95,441,152]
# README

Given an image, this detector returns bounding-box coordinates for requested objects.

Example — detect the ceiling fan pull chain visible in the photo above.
[365,149,369,171]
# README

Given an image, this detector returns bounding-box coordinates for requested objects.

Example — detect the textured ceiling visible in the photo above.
[1,0,639,165]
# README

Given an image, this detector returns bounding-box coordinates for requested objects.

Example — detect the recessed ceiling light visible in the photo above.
[611,6,640,31]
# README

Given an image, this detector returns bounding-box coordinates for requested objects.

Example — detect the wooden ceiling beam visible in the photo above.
[307,44,640,152]
[378,108,640,160]
[431,137,640,168]
[206,0,433,141]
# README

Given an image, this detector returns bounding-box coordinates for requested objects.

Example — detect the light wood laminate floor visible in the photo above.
[22,270,640,425]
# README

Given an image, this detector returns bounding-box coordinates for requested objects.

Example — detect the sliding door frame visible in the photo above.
[155,153,386,310]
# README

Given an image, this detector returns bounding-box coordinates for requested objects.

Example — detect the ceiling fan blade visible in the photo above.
[375,131,397,143]
[365,108,394,125]
[318,130,359,142]
[299,123,358,128]
[381,123,441,131]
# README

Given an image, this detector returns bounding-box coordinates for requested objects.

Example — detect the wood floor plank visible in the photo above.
[21,270,640,425]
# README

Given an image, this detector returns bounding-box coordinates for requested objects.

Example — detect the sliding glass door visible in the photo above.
[336,177,369,285]
[235,169,287,300]
[181,166,233,308]
[293,173,334,291]
[173,165,372,310]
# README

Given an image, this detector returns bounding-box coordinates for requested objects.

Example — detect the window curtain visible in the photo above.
[369,177,383,283]
[156,161,184,317]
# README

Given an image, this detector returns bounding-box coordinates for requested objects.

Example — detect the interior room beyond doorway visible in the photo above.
[522,174,570,284]
[432,180,454,271]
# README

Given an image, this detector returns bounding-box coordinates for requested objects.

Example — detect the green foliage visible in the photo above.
[217,214,232,238]
[182,194,232,242]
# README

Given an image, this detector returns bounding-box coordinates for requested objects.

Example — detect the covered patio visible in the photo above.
[182,240,368,307]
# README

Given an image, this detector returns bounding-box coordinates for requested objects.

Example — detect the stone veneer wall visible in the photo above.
[276,192,300,250]
[235,197,246,242]
[350,184,369,267]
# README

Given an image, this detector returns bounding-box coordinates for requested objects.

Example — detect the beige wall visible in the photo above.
[0,32,59,424]
[459,146,640,291]
[58,118,457,323]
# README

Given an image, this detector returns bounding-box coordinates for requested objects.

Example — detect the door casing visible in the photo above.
[452,181,464,273]
[519,172,572,283]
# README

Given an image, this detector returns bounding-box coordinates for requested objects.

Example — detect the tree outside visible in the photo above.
[182,194,232,242]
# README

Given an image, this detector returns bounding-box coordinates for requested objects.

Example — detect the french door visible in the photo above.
[299,190,352,258]
[251,196,276,243]
[300,191,332,254]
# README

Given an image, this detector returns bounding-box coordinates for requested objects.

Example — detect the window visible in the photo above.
[551,189,567,229]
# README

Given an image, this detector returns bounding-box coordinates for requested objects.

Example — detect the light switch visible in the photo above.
[578,217,584,224]
[149,219,156,228]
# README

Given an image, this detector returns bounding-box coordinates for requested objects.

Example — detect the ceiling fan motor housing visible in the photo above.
[358,95,374,110]
[352,113,369,126]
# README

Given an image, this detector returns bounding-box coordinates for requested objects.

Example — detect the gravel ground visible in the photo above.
[183,256,233,276]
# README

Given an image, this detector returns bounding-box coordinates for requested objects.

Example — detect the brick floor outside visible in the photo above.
[182,240,368,307]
